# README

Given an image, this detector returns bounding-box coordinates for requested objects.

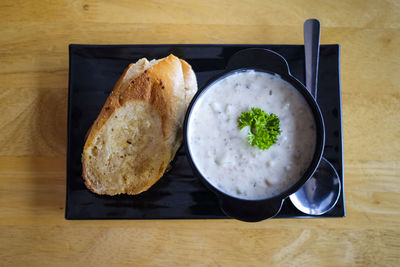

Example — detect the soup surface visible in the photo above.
[187,70,316,199]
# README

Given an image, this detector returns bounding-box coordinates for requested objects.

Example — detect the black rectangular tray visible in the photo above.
[66,44,345,219]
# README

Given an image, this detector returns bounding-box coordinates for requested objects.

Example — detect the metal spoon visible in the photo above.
[289,19,341,215]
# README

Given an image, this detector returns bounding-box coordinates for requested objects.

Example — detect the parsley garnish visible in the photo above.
[238,107,281,150]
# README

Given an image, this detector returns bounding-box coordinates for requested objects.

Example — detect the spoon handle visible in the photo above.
[304,19,321,98]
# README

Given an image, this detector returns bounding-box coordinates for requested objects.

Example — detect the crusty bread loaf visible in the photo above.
[82,54,197,195]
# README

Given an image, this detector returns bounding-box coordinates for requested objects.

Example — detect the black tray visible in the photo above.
[66,44,345,219]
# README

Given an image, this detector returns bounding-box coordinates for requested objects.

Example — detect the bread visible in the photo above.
[82,54,197,195]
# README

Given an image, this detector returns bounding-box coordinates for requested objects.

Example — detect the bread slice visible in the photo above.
[82,54,197,195]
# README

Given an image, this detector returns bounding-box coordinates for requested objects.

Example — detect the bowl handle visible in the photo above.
[219,196,284,222]
[226,48,290,75]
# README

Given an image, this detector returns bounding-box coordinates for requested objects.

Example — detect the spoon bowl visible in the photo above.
[290,157,341,215]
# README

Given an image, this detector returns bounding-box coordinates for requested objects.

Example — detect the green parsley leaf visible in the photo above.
[238,107,281,150]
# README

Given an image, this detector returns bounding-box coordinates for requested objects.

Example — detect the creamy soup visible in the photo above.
[187,70,317,199]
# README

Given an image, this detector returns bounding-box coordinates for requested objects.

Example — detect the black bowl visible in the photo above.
[183,48,325,222]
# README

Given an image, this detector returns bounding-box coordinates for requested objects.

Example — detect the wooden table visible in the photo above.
[1,0,399,266]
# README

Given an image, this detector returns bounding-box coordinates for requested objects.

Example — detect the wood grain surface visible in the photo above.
[0,0,399,266]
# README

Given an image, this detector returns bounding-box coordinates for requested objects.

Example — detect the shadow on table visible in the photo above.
[29,66,69,215]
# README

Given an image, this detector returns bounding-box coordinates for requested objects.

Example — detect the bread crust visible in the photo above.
[82,54,196,195]
[180,59,198,109]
